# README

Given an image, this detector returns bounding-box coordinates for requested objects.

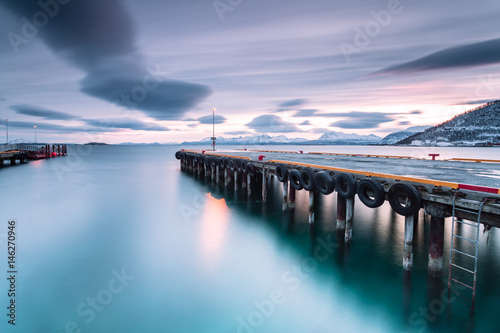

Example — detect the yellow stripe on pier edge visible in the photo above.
[267,159,460,189]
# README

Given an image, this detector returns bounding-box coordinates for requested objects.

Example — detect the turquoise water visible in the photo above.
[0,145,499,333]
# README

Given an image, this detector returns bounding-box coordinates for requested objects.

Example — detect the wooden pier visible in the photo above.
[0,143,67,166]
[175,148,500,306]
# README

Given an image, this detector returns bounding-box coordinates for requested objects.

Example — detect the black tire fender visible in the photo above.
[289,169,303,190]
[314,171,335,195]
[245,163,256,176]
[229,158,237,171]
[335,173,356,199]
[175,151,182,160]
[388,183,422,216]
[357,179,385,208]
[300,168,316,191]
[276,164,289,182]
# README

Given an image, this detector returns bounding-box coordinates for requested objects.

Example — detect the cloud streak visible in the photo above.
[11,104,79,120]
[376,38,500,75]
[246,115,303,133]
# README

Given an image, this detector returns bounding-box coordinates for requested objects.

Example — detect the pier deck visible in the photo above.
[178,149,500,227]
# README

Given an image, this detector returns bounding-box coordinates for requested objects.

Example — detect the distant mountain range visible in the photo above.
[180,132,382,145]
[378,126,431,145]
[397,100,500,146]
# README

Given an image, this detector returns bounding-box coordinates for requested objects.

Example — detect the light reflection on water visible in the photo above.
[0,145,498,333]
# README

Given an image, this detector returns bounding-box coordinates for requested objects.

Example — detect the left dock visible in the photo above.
[0,143,67,166]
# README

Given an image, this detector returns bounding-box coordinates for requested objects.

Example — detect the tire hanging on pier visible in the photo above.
[276,164,289,182]
[300,168,316,191]
[289,169,303,190]
[335,173,356,199]
[175,151,182,160]
[245,163,256,176]
[357,179,385,208]
[387,183,422,216]
[229,158,237,171]
[314,171,335,195]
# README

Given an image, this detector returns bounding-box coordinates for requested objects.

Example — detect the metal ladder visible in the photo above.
[447,196,486,308]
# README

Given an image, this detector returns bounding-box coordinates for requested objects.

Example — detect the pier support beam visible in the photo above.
[428,216,445,275]
[288,183,295,210]
[234,170,238,191]
[404,215,415,270]
[345,198,354,242]
[282,181,288,213]
[309,191,315,223]
[336,196,346,230]
[224,168,230,187]
[247,173,252,197]
[216,166,220,184]
[262,168,268,202]
[242,172,247,189]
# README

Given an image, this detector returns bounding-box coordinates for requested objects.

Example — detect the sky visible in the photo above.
[0,0,499,144]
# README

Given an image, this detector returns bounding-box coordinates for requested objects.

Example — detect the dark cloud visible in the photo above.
[246,115,302,133]
[197,114,227,124]
[410,110,423,115]
[279,99,307,108]
[376,38,500,75]
[187,123,198,128]
[224,130,252,135]
[398,121,411,125]
[83,118,169,131]
[329,112,395,129]
[0,0,211,120]
[293,109,317,117]
[11,104,79,120]
[300,120,311,125]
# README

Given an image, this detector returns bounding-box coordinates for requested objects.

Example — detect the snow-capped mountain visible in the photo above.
[397,100,500,146]
[181,132,381,145]
[315,131,381,144]
[379,126,431,145]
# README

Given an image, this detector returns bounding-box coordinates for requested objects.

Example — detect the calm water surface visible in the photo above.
[0,145,499,333]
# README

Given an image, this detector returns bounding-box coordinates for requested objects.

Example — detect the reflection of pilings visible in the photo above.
[234,170,238,191]
[404,214,415,270]
[337,196,346,230]
[242,172,247,189]
[247,173,252,197]
[345,198,354,242]
[403,270,412,321]
[282,181,288,213]
[429,216,445,275]
[262,168,268,202]
[288,183,295,210]
[309,191,315,223]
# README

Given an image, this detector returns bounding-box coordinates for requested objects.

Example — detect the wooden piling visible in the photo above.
[242,172,247,189]
[216,165,220,184]
[345,198,354,242]
[428,216,445,275]
[404,215,414,270]
[337,195,346,230]
[309,191,315,223]
[282,181,288,213]
[247,173,252,197]
[234,170,238,191]
[224,168,229,187]
[262,168,267,202]
[288,183,295,210]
